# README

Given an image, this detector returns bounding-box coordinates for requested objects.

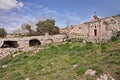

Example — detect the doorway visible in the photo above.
[94,29,97,36]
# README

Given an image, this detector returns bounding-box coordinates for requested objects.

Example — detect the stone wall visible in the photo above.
[0,35,66,59]
[69,14,120,42]
[0,35,66,48]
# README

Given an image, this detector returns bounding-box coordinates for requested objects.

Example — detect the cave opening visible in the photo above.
[1,41,19,48]
[29,39,41,47]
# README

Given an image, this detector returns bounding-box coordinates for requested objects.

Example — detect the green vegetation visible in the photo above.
[18,19,60,37]
[21,23,35,36]
[36,19,59,35]
[0,38,120,80]
[111,31,120,41]
[117,31,120,37]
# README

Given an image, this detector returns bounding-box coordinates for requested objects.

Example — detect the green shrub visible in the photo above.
[111,36,118,41]
[66,39,72,42]
[117,31,120,37]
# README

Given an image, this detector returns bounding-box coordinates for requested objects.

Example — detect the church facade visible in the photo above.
[69,14,120,42]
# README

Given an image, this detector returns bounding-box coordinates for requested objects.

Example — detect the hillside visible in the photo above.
[0,38,120,80]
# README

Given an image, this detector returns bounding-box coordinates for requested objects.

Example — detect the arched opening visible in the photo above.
[94,29,97,36]
[1,41,19,48]
[95,26,96,28]
[29,39,41,47]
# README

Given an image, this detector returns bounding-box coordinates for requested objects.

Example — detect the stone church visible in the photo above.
[69,14,120,42]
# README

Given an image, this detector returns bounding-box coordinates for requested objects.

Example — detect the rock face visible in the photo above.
[69,14,120,43]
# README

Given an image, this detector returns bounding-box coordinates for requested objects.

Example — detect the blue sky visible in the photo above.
[0,0,120,33]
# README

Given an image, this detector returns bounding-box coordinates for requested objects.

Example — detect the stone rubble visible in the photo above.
[83,69,115,80]
[1,64,9,68]
[0,48,17,59]
[84,69,96,76]
[73,64,78,69]
[97,74,115,80]
[25,78,30,80]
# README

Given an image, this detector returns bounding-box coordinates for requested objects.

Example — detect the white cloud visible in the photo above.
[0,0,24,10]
[44,10,57,14]
[0,2,82,33]
[0,10,37,33]
[17,1,24,7]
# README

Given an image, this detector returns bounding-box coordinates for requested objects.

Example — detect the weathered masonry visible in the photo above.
[69,14,120,42]
[0,35,66,48]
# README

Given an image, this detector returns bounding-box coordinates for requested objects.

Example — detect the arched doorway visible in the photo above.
[94,29,97,36]
[1,41,19,48]
[29,39,41,47]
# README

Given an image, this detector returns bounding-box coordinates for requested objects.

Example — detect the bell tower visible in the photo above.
[91,12,100,21]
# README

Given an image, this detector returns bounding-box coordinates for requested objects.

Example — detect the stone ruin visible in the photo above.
[1,14,120,59]
[0,35,66,59]
[69,14,120,43]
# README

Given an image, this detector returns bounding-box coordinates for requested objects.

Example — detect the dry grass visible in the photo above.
[0,38,120,80]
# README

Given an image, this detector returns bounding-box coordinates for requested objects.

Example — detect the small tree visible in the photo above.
[21,23,34,36]
[0,28,7,37]
[36,19,59,35]
[21,23,31,32]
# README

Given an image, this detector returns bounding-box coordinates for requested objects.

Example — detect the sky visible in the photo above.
[0,0,120,33]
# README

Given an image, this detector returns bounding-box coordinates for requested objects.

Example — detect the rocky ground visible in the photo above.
[0,47,44,60]
[0,37,120,80]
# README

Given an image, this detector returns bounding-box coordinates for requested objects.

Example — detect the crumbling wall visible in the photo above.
[0,35,66,59]
[1,41,19,48]
[69,14,120,42]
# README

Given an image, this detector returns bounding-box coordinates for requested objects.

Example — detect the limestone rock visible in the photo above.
[83,40,86,43]
[85,69,96,76]
[97,74,108,80]
[2,65,9,68]
[73,64,78,69]
[25,78,30,80]
[97,74,115,80]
